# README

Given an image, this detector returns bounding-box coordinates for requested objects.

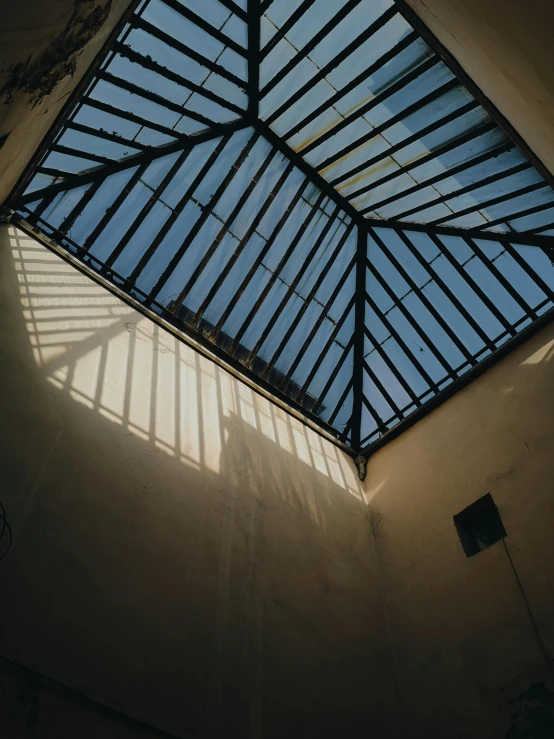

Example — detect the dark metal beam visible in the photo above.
[500,241,554,300]
[371,227,478,366]
[391,161,532,221]
[359,141,514,215]
[329,381,354,432]
[324,85,472,181]
[131,16,247,89]
[129,134,233,284]
[207,175,313,342]
[346,121,496,203]
[362,212,554,248]
[36,166,75,180]
[82,161,151,252]
[65,121,150,152]
[264,5,398,126]
[255,118,366,225]
[158,0,247,58]
[304,55,441,161]
[366,248,455,378]
[464,235,538,318]
[395,227,496,351]
[246,204,345,371]
[170,142,277,313]
[364,275,438,393]
[101,148,192,271]
[430,181,548,227]
[471,198,554,232]
[361,299,554,457]
[363,324,422,407]
[310,335,354,415]
[228,190,328,352]
[264,221,355,379]
[218,0,248,23]
[13,214,352,451]
[426,232,517,335]
[113,42,244,114]
[247,0,261,118]
[260,0,317,61]
[259,0,363,99]
[56,180,103,236]
[51,143,113,166]
[522,221,554,236]
[331,388,354,441]
[191,160,296,331]
[293,298,355,406]
[361,372,394,431]
[350,227,366,450]
[278,255,357,391]
[279,31,418,140]
[97,70,217,128]
[392,0,554,195]
[75,96,192,143]
[18,119,249,206]
[150,132,260,303]
[360,391,387,437]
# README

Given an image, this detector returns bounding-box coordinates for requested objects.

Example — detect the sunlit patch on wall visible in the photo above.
[521,337,554,365]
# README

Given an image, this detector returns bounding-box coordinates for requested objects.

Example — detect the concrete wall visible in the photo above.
[405,0,554,177]
[0,0,133,205]
[0,225,399,738]
[366,308,554,737]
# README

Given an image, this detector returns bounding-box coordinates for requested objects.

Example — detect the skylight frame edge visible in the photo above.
[9,213,358,457]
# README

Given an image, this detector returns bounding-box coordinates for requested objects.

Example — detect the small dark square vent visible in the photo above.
[454,493,506,557]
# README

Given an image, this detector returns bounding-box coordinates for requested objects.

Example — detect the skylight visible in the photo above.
[8,0,554,454]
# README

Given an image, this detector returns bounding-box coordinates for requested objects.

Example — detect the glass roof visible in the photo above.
[9,0,554,453]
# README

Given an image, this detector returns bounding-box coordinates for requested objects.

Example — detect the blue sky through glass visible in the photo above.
[11,0,554,451]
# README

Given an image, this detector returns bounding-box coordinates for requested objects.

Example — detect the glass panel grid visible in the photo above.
[9,0,554,452]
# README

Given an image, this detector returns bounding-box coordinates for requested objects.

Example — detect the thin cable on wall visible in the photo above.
[0,500,12,561]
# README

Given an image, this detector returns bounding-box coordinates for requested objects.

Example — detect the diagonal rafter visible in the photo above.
[19,119,250,206]
[9,0,554,458]
[350,227,367,452]
[247,0,261,119]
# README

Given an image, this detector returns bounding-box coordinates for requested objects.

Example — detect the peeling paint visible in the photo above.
[1,0,112,107]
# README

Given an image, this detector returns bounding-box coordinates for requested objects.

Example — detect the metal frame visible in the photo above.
[12,213,355,457]
[7,0,554,458]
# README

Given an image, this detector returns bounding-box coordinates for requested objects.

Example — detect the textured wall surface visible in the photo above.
[366,303,554,738]
[0,0,133,204]
[0,226,399,738]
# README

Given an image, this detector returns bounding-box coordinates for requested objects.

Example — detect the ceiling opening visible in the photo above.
[8,0,554,454]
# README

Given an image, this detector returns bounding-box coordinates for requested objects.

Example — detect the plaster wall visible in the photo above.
[366,308,554,737]
[405,0,554,177]
[0,0,134,205]
[0,226,398,738]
